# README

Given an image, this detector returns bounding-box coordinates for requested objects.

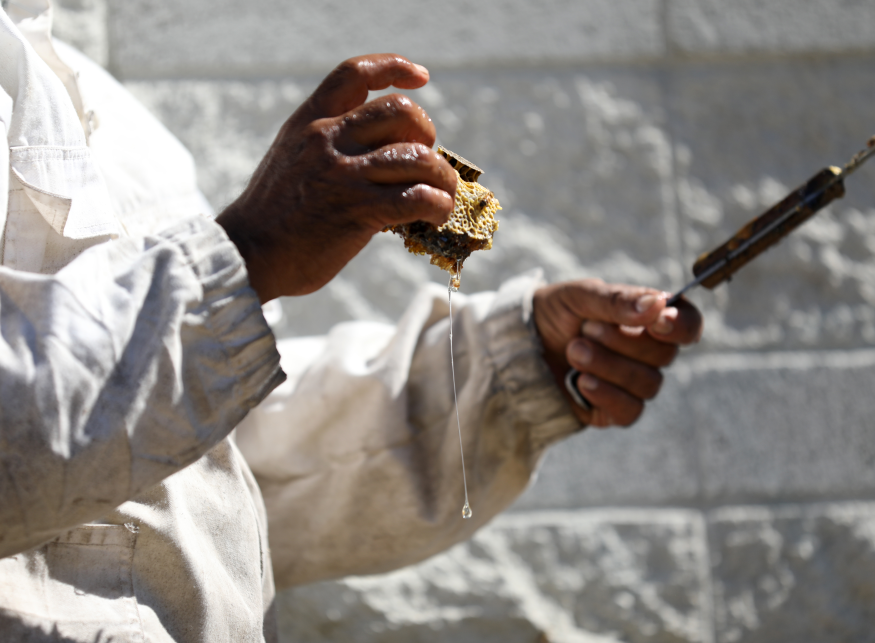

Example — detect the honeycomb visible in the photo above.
[385,147,500,276]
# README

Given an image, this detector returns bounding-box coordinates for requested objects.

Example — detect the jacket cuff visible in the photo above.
[158,216,287,413]
[481,270,581,453]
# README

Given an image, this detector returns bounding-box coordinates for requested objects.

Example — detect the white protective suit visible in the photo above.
[0,2,580,641]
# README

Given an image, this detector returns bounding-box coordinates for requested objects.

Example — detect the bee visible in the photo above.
[475,188,494,211]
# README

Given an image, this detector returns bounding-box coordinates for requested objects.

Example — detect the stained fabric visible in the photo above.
[0,2,580,641]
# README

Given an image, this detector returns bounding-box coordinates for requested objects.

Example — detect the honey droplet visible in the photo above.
[462,503,473,520]
[449,259,462,292]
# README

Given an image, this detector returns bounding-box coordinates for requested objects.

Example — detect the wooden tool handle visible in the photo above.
[692,167,846,289]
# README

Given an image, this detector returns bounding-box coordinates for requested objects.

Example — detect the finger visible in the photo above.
[558,279,670,328]
[352,143,457,193]
[338,94,437,151]
[570,372,645,428]
[567,339,664,401]
[565,394,594,428]
[646,297,704,345]
[580,320,679,368]
[306,54,430,120]
[372,181,455,227]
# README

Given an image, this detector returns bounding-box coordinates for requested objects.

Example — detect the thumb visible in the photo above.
[561,279,669,327]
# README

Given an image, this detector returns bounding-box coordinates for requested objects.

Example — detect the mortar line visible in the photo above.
[696,508,718,643]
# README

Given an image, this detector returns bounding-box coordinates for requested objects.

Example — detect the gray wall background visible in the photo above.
[54,1,875,641]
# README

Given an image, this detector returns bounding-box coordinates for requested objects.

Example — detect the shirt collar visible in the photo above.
[3,0,92,140]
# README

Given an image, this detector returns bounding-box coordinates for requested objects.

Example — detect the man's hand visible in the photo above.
[533,280,703,428]
[216,54,457,303]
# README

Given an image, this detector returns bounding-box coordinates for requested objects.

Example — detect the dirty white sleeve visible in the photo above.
[0,85,9,246]
[0,216,285,558]
[235,271,580,588]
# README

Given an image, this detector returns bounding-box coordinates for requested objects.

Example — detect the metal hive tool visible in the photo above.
[566,135,875,415]
[669,136,875,305]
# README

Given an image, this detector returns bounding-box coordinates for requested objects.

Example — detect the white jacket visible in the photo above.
[0,2,579,641]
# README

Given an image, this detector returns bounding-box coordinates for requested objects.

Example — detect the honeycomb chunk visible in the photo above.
[385,146,500,275]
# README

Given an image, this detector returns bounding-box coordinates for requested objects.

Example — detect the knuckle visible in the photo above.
[620,402,644,427]
[658,345,680,367]
[566,278,603,310]
[398,142,432,165]
[393,186,446,224]
[336,153,363,175]
[609,289,625,310]
[643,370,664,399]
[365,145,397,168]
[336,58,363,78]
[384,93,417,115]
[303,121,335,147]
[592,411,611,428]
[320,59,365,96]
[688,318,705,344]
[394,184,432,214]
[579,277,605,290]
[410,141,433,156]
[404,183,427,204]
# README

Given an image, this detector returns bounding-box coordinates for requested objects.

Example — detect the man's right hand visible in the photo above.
[216,54,457,303]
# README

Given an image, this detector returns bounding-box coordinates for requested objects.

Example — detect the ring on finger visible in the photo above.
[564,369,594,412]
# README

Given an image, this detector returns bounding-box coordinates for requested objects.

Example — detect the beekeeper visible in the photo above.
[0,2,702,641]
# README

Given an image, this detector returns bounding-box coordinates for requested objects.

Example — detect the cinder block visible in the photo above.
[666,57,875,350]
[276,509,711,643]
[511,372,700,510]
[53,0,108,67]
[709,502,875,643]
[125,79,309,210]
[128,69,683,336]
[516,349,875,510]
[667,0,875,57]
[108,0,664,79]
[677,352,875,505]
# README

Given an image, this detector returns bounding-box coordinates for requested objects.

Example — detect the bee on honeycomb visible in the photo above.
[385,146,500,280]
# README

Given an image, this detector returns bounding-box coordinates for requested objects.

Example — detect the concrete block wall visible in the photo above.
[53,1,875,641]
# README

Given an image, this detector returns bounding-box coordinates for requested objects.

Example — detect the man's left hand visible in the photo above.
[533,279,703,428]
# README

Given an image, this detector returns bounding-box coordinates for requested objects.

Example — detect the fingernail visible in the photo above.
[636,294,658,313]
[578,373,599,391]
[582,320,604,339]
[414,63,429,76]
[651,308,678,335]
[569,342,592,366]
